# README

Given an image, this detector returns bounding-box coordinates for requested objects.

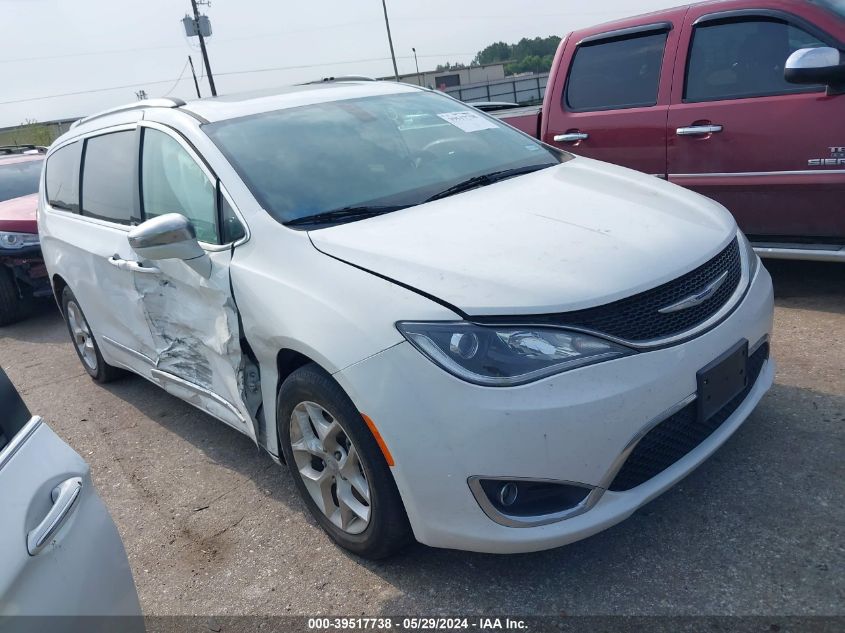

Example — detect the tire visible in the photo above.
[61,286,123,383]
[0,266,31,326]
[277,363,412,559]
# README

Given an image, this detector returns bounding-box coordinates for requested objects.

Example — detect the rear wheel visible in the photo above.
[0,266,31,326]
[61,286,123,383]
[277,363,412,559]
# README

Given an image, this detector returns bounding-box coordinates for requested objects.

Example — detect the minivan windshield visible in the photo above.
[204,91,566,227]
[0,159,43,203]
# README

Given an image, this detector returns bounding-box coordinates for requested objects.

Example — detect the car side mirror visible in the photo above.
[784,47,845,96]
[128,213,211,278]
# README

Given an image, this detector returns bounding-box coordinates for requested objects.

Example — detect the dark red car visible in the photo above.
[498,0,845,261]
[0,146,50,324]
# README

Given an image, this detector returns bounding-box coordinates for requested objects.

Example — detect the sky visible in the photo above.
[0,0,684,128]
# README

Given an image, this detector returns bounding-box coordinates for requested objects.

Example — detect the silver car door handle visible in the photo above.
[554,132,589,142]
[676,125,723,136]
[27,477,83,555]
[108,256,160,274]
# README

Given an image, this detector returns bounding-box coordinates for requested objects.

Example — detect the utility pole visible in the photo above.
[190,0,217,96]
[188,55,202,98]
[412,47,420,83]
[381,0,399,81]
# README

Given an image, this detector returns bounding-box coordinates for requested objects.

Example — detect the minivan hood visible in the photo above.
[0,194,38,234]
[309,157,736,316]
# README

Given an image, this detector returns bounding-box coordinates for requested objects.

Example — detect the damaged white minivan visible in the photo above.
[39,81,774,558]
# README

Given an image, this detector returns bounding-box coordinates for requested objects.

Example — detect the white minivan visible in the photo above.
[39,81,774,558]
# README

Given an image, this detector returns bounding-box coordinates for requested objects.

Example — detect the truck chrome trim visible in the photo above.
[0,416,42,472]
[677,124,723,136]
[554,132,589,142]
[752,243,845,262]
[670,169,845,178]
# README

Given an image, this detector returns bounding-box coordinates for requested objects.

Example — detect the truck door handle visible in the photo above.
[108,255,160,274]
[676,125,723,136]
[554,132,589,142]
[27,477,83,555]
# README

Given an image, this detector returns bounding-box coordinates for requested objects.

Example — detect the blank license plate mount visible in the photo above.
[697,340,748,422]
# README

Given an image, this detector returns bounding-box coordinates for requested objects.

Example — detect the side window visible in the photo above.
[566,31,669,111]
[81,131,138,224]
[45,142,81,212]
[141,128,219,244]
[685,19,827,102]
[219,188,246,244]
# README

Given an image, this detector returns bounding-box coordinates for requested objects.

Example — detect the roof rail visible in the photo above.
[0,144,48,155]
[302,75,376,85]
[70,98,186,130]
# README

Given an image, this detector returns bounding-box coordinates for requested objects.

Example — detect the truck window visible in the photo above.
[684,19,827,102]
[45,142,80,212]
[81,131,139,225]
[565,31,668,111]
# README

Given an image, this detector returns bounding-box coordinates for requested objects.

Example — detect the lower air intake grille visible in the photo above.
[609,342,769,492]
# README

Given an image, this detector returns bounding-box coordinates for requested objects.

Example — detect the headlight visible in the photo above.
[0,231,39,250]
[397,321,635,386]
[738,230,758,277]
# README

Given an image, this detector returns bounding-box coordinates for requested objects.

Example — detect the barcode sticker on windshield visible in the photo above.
[437,111,499,133]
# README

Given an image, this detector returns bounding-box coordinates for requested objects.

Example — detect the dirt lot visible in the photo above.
[1,259,843,616]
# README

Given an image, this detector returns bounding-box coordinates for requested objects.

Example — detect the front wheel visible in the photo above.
[277,363,412,559]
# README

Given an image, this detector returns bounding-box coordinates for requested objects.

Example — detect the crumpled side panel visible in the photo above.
[133,258,257,441]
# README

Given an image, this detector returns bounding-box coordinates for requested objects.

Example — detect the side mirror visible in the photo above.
[784,47,845,95]
[128,213,211,278]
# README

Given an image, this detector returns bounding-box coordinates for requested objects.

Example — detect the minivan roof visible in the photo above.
[181,80,422,123]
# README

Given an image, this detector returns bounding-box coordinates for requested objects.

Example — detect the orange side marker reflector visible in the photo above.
[361,413,395,467]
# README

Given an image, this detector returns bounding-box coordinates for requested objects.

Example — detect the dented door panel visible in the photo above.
[133,250,258,442]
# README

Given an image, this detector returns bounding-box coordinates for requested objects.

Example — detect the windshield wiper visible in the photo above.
[285,205,406,227]
[424,164,553,203]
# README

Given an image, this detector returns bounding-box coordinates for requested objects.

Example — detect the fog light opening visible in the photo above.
[475,478,592,519]
[498,482,519,507]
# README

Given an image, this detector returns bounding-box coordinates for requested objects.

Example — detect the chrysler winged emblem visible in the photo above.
[658,271,729,314]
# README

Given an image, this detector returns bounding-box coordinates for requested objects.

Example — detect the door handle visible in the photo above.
[108,255,160,274]
[676,124,723,136]
[554,132,589,142]
[27,477,83,555]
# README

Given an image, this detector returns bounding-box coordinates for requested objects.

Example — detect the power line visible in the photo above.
[0,53,474,107]
[161,59,191,97]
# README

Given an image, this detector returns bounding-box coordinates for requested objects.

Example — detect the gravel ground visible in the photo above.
[0,259,842,616]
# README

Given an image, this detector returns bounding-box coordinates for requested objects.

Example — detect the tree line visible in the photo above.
[436,36,561,75]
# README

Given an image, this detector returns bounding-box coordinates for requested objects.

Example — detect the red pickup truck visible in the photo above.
[498,0,845,261]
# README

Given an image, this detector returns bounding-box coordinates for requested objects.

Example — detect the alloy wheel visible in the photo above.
[66,300,98,372]
[289,401,372,534]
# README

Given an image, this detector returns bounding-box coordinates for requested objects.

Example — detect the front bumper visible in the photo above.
[1,245,50,297]
[335,264,775,553]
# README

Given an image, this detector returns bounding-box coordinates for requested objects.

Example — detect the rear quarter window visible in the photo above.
[45,143,81,212]
[565,31,669,111]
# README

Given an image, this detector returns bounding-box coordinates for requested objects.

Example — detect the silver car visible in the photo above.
[0,366,142,630]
